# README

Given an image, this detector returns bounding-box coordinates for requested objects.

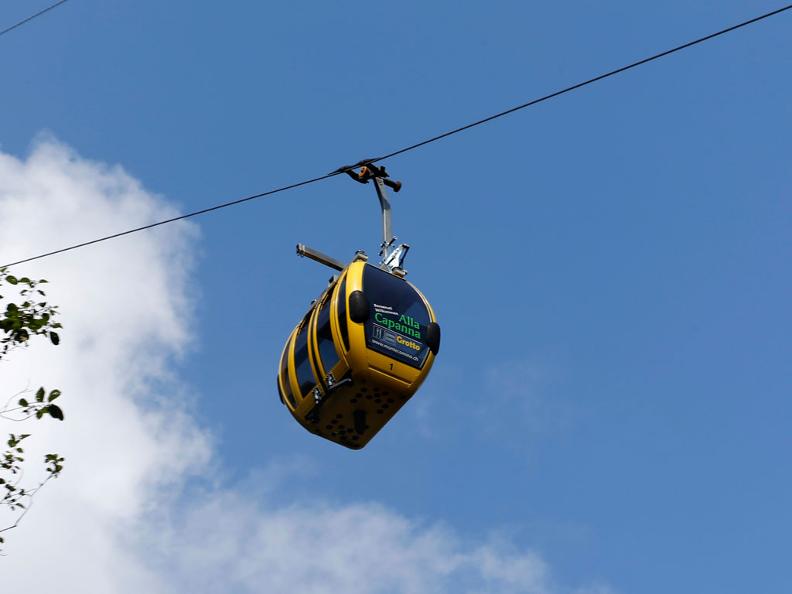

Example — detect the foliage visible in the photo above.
[0,267,65,550]
[0,271,61,356]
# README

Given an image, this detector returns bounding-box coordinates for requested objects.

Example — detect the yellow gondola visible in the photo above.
[276,163,441,449]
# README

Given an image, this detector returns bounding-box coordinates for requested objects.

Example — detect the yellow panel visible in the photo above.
[277,328,297,412]
[310,281,349,385]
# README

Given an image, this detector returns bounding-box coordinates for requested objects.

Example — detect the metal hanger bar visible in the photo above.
[296,244,345,271]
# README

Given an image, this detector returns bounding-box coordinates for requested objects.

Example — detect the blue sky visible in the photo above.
[2,1,791,592]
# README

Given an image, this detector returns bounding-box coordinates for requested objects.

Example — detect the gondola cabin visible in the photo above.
[277,254,440,449]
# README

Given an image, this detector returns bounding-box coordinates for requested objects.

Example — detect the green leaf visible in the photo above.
[48,389,61,402]
[48,404,64,421]
[6,275,18,285]
[18,398,29,407]
[49,331,60,345]
[36,387,46,402]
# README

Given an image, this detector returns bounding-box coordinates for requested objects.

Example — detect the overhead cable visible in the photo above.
[0,0,69,39]
[372,3,792,162]
[3,3,791,269]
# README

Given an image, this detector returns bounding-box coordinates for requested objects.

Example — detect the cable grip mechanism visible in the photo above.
[335,160,410,276]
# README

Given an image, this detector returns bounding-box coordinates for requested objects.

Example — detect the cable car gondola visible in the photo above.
[276,163,441,449]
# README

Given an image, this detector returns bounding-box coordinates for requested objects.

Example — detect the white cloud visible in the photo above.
[481,358,575,438]
[0,137,210,590]
[0,138,610,594]
[147,495,552,594]
[412,357,574,446]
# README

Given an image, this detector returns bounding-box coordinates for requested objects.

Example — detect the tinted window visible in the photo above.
[293,313,315,396]
[362,265,431,368]
[279,343,296,408]
[316,293,340,374]
[336,276,349,352]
